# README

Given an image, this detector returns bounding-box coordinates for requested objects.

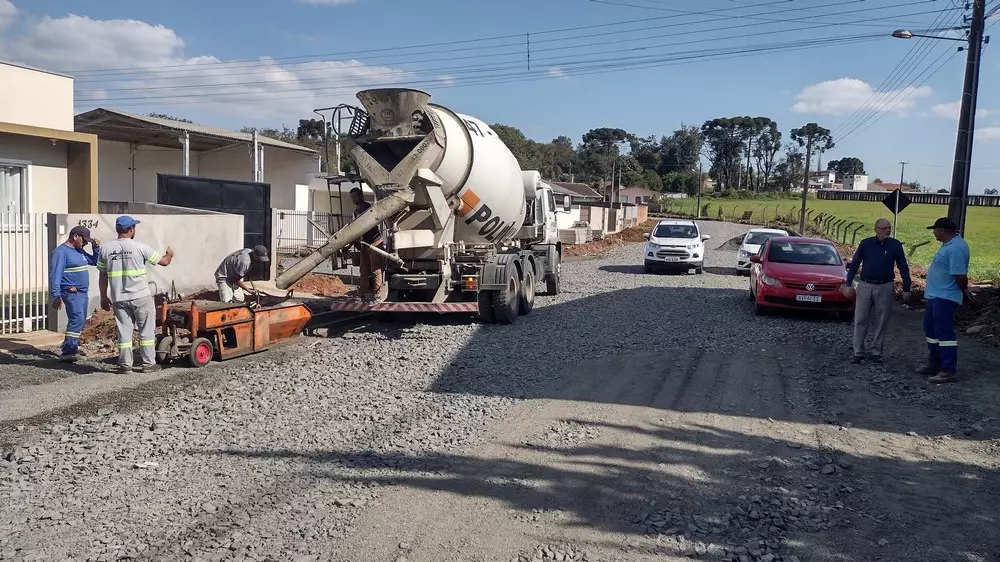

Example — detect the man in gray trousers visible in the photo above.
[98,216,175,373]
[843,218,911,364]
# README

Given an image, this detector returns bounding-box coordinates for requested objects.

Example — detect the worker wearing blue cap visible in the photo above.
[49,225,101,362]
[97,216,175,373]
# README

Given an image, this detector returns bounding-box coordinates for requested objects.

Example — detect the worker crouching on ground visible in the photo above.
[214,245,270,303]
[49,226,101,362]
[349,187,385,304]
[98,216,174,373]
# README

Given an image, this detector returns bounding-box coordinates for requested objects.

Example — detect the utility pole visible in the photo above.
[697,161,704,218]
[799,141,813,234]
[895,161,907,234]
[947,0,986,234]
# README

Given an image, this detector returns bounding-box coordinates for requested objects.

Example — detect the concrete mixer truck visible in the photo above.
[274,88,570,324]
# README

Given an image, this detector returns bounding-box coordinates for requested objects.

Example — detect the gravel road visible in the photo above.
[2,220,999,562]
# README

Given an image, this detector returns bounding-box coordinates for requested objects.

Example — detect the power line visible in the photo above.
[75,33,886,105]
[75,5,954,102]
[75,35,884,108]
[831,5,965,138]
[836,46,961,145]
[68,0,940,84]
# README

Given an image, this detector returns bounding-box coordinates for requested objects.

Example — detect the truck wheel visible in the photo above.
[519,268,536,315]
[492,266,522,324]
[544,259,561,295]
[477,291,497,323]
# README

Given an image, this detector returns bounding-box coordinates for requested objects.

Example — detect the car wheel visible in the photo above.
[753,297,768,316]
[695,266,704,274]
[643,264,654,274]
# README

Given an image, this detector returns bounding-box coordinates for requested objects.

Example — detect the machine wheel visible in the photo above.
[188,337,214,368]
[519,267,536,315]
[492,266,522,325]
[477,291,497,324]
[155,335,174,365]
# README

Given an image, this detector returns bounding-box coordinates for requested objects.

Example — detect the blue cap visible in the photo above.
[115,215,141,231]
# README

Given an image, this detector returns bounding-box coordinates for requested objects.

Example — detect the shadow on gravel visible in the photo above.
[216,421,1000,562]
[597,265,693,275]
[704,266,739,276]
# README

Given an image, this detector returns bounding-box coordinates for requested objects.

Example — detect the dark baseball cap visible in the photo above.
[251,245,270,262]
[69,226,91,242]
[927,217,958,231]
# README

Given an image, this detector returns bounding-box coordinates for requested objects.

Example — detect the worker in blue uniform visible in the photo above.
[49,226,101,362]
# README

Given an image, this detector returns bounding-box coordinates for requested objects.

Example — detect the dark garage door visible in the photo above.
[156,174,272,281]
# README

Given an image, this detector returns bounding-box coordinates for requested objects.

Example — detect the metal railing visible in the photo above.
[0,213,50,335]
[275,210,351,254]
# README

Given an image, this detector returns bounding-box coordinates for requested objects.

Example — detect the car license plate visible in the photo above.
[663,257,680,262]
[796,294,822,303]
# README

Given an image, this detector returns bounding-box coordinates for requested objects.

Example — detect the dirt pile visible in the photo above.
[291,273,350,297]
[955,286,1000,346]
[79,309,121,349]
[564,220,658,257]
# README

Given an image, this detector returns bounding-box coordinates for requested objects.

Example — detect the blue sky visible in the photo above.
[1,0,998,193]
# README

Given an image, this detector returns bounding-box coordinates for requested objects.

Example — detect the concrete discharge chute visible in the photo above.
[275,87,566,325]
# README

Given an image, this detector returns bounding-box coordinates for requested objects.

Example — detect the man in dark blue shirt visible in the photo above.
[844,218,911,363]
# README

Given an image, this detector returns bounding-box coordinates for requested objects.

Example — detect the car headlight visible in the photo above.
[686,244,699,250]
[738,249,748,258]
[761,273,782,287]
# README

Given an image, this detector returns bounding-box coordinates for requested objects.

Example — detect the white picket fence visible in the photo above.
[0,213,50,335]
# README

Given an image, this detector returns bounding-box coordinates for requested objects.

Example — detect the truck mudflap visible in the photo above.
[330,301,478,313]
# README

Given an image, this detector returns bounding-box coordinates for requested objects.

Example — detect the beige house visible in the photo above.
[0,61,99,335]
[0,61,99,215]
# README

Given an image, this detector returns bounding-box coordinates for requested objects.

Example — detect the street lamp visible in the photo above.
[891,0,989,235]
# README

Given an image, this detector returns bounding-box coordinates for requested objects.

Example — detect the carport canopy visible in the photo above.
[74,108,317,154]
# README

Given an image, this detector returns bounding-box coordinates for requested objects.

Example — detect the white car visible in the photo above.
[643,219,710,274]
[736,227,789,275]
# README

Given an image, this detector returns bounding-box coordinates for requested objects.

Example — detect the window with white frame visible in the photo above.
[0,161,30,224]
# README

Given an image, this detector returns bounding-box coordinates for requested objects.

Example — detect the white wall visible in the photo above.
[555,206,582,230]
[50,212,244,332]
[96,139,320,209]
[0,133,70,214]
[0,63,74,131]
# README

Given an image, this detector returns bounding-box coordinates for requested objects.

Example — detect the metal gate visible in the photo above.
[0,213,50,334]
[156,174,272,280]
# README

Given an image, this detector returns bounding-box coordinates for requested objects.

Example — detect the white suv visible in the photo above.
[736,227,788,275]
[643,219,710,274]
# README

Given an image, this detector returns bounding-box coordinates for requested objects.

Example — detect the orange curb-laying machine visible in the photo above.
[153,296,312,367]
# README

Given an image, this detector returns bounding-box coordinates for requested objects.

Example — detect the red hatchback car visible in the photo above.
[748,236,856,318]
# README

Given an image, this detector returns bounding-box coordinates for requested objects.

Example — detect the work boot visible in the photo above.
[116,364,134,374]
[916,364,939,376]
[139,363,162,373]
[58,354,78,363]
[928,370,957,384]
[850,355,863,365]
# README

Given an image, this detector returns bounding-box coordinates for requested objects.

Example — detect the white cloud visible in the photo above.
[547,67,567,79]
[0,4,413,124]
[978,127,1000,141]
[438,74,455,86]
[791,78,932,116]
[0,0,17,30]
[930,100,993,120]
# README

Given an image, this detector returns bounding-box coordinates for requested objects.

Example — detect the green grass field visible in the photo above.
[665,197,1000,281]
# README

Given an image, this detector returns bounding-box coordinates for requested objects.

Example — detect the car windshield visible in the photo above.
[653,224,697,239]
[745,231,785,245]
[767,242,842,266]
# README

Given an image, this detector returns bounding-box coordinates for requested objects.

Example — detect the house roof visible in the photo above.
[74,108,318,154]
[551,181,602,199]
[618,186,660,196]
[0,60,72,79]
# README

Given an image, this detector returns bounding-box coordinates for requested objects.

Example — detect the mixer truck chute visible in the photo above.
[274,88,570,324]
